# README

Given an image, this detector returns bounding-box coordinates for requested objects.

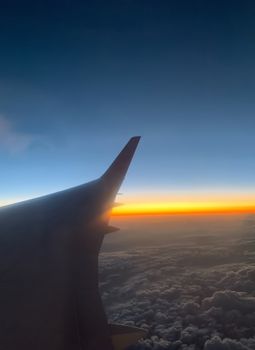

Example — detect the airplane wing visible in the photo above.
[110,324,147,350]
[0,137,141,350]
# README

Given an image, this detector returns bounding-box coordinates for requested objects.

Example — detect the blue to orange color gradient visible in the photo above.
[1,1,255,213]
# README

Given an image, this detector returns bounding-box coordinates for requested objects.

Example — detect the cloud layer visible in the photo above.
[99,217,255,349]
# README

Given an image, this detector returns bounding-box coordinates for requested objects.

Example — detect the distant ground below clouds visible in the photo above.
[99,214,255,350]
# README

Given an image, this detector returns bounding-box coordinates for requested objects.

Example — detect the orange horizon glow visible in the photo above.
[112,194,255,216]
[2,193,255,216]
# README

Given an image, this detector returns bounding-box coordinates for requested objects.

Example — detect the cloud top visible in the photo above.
[99,220,255,350]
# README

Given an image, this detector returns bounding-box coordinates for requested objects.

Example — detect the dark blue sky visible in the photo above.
[1,0,255,199]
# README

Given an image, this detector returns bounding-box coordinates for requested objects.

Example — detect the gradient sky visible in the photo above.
[1,1,255,205]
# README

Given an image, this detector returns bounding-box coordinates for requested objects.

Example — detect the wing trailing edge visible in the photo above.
[110,324,146,350]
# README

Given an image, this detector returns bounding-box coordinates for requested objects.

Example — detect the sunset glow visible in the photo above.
[2,194,255,216]
[112,194,255,215]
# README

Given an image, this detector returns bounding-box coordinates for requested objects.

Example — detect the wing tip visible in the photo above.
[130,135,141,141]
[122,136,141,152]
[101,136,141,195]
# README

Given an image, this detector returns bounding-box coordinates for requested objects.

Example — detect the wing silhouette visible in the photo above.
[0,137,141,350]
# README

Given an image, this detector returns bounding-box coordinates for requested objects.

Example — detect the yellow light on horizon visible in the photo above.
[2,193,255,216]
[112,199,255,216]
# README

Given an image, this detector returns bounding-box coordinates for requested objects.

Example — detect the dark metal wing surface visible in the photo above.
[0,137,140,350]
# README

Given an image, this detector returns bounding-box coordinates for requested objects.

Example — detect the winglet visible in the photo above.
[101,137,140,196]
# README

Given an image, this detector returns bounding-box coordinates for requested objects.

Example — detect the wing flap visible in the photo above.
[109,324,146,350]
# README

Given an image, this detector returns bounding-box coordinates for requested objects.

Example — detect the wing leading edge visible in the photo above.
[0,137,141,350]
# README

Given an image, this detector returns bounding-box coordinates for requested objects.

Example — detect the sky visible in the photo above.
[1,1,255,212]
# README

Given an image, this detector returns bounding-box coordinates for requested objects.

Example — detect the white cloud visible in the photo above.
[0,116,35,154]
